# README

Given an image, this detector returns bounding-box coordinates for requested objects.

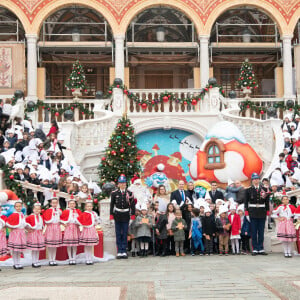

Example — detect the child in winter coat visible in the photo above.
[238,204,251,254]
[135,203,152,257]
[171,210,187,257]
[156,201,168,256]
[129,204,140,257]
[216,205,231,255]
[271,194,297,257]
[202,207,217,255]
[0,212,7,259]
[190,208,204,256]
[182,203,193,254]
[228,204,241,254]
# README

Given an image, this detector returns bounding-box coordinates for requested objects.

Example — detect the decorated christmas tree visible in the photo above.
[65,60,88,92]
[98,115,140,184]
[237,58,258,91]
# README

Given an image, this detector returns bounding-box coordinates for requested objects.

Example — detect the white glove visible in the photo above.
[246,216,250,223]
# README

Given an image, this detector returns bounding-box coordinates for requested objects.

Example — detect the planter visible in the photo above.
[242,86,252,98]
[72,88,82,99]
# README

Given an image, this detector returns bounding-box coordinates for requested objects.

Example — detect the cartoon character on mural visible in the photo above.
[189,121,263,187]
[0,190,26,217]
[145,163,171,193]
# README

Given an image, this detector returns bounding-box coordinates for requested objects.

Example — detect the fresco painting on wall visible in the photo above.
[136,129,203,192]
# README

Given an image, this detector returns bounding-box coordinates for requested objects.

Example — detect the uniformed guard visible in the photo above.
[245,173,270,255]
[110,174,135,259]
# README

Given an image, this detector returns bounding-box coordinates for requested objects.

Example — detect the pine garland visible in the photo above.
[106,82,226,106]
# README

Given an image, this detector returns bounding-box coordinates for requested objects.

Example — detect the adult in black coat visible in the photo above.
[170,180,191,206]
[208,181,224,204]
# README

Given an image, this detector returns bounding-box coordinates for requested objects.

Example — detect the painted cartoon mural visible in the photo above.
[136,129,203,192]
[189,121,263,186]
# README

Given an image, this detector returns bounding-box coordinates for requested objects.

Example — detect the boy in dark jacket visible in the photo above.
[182,203,193,254]
[202,207,217,255]
[238,205,251,254]
[216,205,231,255]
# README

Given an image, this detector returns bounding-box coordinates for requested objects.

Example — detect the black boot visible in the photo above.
[131,251,135,257]
[144,250,148,257]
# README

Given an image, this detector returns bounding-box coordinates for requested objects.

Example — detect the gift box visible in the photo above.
[40,231,103,260]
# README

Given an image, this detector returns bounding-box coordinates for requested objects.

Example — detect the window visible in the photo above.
[204,138,225,169]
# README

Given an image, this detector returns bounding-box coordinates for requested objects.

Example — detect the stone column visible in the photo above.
[114,34,125,82]
[26,34,38,126]
[199,35,210,88]
[282,35,295,100]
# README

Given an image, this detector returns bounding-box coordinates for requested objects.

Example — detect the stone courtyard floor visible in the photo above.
[0,253,299,300]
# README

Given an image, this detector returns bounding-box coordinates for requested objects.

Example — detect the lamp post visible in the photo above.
[156,26,165,42]
[72,28,80,42]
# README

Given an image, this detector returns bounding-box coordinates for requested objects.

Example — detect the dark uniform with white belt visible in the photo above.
[245,173,270,255]
[110,175,135,259]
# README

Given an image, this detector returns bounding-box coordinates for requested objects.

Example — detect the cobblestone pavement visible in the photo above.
[0,253,299,300]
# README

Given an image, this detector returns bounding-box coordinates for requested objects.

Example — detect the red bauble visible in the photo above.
[246,105,250,108]
[126,123,129,127]
[124,89,128,94]
[122,131,125,135]
[109,144,112,147]
[168,95,171,98]
[254,86,258,89]
[241,71,244,74]
[253,82,256,84]
[81,112,84,115]
[101,157,106,161]
[141,103,147,109]
[204,88,208,91]
[162,96,169,103]
[128,143,131,146]
[71,107,74,110]
[42,106,45,109]
[260,110,264,114]
[108,90,112,94]
[71,89,75,92]
[249,76,252,80]
[191,99,197,105]
[221,90,225,94]
[93,199,98,204]
[116,85,120,88]
[289,108,293,111]
[78,72,80,74]
[9,175,14,180]
[111,150,116,155]
[55,112,59,116]
[241,77,244,80]
[120,148,125,153]
[247,86,250,89]
[151,100,155,104]
[209,85,212,88]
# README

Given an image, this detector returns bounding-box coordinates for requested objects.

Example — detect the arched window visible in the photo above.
[204,138,225,169]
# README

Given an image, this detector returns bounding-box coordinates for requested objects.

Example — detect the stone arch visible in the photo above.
[288,9,300,36]
[0,1,31,34]
[132,116,208,140]
[30,0,119,36]
[118,0,204,37]
[204,0,289,37]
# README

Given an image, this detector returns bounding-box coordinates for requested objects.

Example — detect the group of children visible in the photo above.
[128,198,253,257]
[0,195,100,270]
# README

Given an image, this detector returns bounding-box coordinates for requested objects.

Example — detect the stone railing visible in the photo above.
[37,99,96,123]
[126,88,223,114]
[228,97,285,120]
[222,108,283,176]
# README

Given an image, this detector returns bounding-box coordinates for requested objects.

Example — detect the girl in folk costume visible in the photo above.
[76,196,100,265]
[43,194,62,266]
[60,194,82,265]
[228,204,241,254]
[6,200,27,269]
[271,193,297,257]
[26,202,45,268]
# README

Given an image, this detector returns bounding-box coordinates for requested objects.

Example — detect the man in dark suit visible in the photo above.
[209,181,224,204]
[170,180,191,206]
[245,173,269,256]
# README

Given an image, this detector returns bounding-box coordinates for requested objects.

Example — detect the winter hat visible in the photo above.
[292,133,299,140]
[14,163,24,170]
[285,176,293,188]
[204,206,211,214]
[57,132,65,141]
[140,203,147,211]
[218,204,228,215]
[292,148,298,158]
[295,114,300,120]
[135,203,141,211]
[237,204,244,212]
[282,123,289,131]
[281,165,290,174]
[283,132,291,139]
[271,169,285,186]
[292,167,300,181]
[216,199,225,206]
[288,122,296,128]
[229,203,237,210]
